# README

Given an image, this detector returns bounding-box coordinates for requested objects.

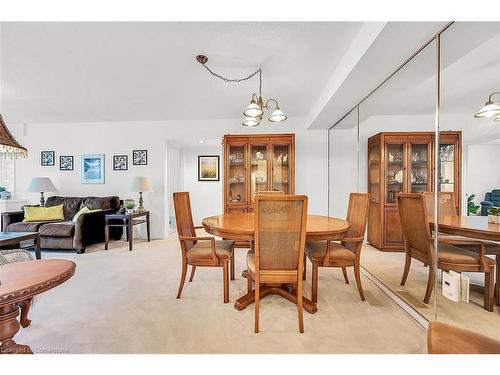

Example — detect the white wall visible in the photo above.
[466,144,500,206]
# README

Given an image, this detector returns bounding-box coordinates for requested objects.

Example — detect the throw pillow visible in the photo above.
[72,206,102,222]
[23,204,64,222]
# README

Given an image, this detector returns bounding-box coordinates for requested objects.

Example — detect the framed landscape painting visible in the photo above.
[198,155,219,181]
[81,154,105,184]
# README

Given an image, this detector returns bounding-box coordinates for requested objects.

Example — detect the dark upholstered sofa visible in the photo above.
[1,196,123,254]
[481,189,500,216]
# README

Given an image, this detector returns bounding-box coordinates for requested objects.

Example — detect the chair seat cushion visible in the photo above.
[305,241,355,262]
[39,221,75,237]
[7,220,58,232]
[438,244,495,266]
[186,240,234,261]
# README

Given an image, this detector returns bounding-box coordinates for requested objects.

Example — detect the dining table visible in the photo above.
[429,215,500,305]
[202,213,350,314]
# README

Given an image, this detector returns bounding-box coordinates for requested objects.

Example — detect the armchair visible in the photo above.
[481,189,500,216]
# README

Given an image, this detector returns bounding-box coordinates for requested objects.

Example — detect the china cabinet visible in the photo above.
[367,131,461,251]
[223,134,295,246]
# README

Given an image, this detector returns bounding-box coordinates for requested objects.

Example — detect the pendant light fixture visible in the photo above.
[0,114,28,159]
[196,55,287,127]
[474,91,500,119]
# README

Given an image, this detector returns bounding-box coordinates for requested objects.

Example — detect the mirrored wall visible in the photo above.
[328,22,500,336]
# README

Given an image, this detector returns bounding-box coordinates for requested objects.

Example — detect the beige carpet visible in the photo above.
[362,244,500,340]
[15,233,427,353]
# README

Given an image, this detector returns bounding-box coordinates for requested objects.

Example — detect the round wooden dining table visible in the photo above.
[202,213,350,314]
[0,259,76,354]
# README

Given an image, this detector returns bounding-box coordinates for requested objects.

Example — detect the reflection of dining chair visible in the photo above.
[246,194,308,333]
[398,193,495,311]
[305,193,370,302]
[257,191,284,195]
[428,321,500,354]
[173,192,235,303]
[423,191,500,305]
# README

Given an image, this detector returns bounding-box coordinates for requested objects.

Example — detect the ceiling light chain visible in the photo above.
[196,55,286,127]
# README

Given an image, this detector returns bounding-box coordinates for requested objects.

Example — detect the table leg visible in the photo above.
[234,285,317,314]
[146,213,151,242]
[34,234,41,260]
[496,255,500,306]
[104,218,109,250]
[128,218,133,251]
[0,304,32,354]
[124,219,128,242]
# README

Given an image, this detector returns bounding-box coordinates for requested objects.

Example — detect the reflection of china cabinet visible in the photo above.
[367,131,461,251]
[223,134,295,218]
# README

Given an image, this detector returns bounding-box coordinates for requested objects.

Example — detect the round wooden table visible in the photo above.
[0,259,76,354]
[202,213,350,314]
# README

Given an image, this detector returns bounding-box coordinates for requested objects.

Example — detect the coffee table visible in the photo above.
[0,259,76,354]
[0,232,41,260]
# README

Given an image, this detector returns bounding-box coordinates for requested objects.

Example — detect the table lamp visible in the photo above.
[130,176,153,213]
[27,177,56,206]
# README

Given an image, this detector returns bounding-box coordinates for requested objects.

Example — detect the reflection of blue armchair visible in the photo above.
[481,189,500,216]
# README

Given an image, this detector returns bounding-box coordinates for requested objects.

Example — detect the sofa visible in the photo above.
[1,196,123,254]
[480,189,500,216]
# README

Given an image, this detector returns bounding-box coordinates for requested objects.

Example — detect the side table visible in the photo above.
[104,211,150,251]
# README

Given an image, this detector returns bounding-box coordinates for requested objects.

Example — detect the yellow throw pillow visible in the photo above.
[23,204,65,222]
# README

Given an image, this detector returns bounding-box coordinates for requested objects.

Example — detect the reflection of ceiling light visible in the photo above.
[474,92,500,119]
[199,140,205,144]
[196,55,287,127]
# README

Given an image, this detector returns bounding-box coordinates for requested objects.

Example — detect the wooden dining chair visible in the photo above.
[398,193,495,311]
[173,192,235,303]
[246,194,308,333]
[305,193,370,302]
[428,321,500,354]
[257,191,284,195]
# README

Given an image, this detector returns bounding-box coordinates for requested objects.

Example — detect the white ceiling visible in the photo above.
[0,22,363,124]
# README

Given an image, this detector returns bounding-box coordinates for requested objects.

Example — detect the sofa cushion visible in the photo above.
[7,221,58,232]
[81,196,120,211]
[39,221,75,237]
[45,196,84,220]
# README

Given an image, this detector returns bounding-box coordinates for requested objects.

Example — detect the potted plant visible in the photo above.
[487,207,500,224]
[467,194,480,216]
[124,199,136,214]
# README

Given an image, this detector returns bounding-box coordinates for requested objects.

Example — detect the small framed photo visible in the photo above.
[133,150,148,165]
[81,154,105,184]
[198,155,220,181]
[41,151,55,166]
[113,155,128,171]
[59,155,74,171]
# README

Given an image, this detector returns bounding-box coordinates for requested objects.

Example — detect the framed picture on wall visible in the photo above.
[59,155,74,171]
[81,154,105,184]
[113,155,128,170]
[132,150,147,165]
[198,155,219,181]
[41,151,55,166]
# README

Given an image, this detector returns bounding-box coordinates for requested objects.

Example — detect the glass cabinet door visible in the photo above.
[272,144,290,194]
[250,144,268,202]
[227,145,247,204]
[385,143,404,204]
[410,143,430,193]
[438,143,455,192]
[368,140,381,204]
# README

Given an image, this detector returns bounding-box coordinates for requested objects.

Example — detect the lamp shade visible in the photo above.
[474,101,500,119]
[268,107,287,122]
[130,176,153,192]
[242,117,260,127]
[243,101,264,118]
[0,114,28,159]
[27,177,56,193]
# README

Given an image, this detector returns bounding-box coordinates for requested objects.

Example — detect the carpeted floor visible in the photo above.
[15,232,427,354]
[362,244,500,340]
